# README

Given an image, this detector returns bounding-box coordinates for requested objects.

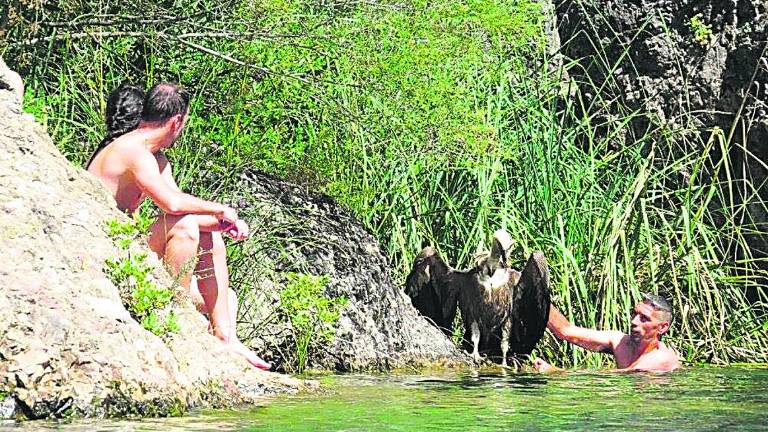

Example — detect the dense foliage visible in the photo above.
[3,0,766,367]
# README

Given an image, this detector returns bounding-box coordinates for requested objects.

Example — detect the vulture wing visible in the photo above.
[510,251,551,355]
[405,247,458,335]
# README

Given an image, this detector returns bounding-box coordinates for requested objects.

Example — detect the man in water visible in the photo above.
[88,82,271,370]
[533,293,681,372]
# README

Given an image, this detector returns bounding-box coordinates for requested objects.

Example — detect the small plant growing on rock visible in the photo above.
[689,14,713,47]
[279,273,347,373]
[105,215,180,336]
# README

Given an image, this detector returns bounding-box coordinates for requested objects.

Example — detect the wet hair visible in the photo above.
[141,82,190,123]
[641,293,673,324]
[85,82,145,169]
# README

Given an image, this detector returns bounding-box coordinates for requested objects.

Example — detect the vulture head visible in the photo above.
[474,229,516,288]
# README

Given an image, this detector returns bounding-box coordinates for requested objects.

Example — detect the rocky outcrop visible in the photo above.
[0,80,307,420]
[554,0,767,135]
[552,0,768,283]
[0,57,23,103]
[221,171,467,371]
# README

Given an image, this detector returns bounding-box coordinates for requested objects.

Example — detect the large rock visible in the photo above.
[223,171,467,371]
[0,57,23,103]
[0,84,307,419]
[552,0,768,286]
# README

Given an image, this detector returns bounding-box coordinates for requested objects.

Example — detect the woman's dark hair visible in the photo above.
[85,82,145,169]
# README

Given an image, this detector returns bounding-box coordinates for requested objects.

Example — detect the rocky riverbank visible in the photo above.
[0,75,308,420]
[0,58,467,419]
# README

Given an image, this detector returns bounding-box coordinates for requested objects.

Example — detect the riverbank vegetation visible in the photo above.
[3,0,766,368]
[105,216,181,337]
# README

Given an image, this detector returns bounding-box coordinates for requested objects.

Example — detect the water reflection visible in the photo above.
[9,366,768,431]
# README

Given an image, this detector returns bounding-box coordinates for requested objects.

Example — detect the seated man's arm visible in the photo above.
[155,154,244,236]
[547,305,623,353]
[130,151,234,222]
[133,153,182,209]
[157,153,183,193]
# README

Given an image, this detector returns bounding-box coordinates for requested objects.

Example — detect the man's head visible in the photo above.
[141,82,190,146]
[630,293,673,344]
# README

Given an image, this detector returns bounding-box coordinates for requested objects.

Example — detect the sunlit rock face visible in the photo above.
[0,66,304,420]
[552,0,768,289]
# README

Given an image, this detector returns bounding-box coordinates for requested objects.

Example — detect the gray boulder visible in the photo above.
[224,171,467,371]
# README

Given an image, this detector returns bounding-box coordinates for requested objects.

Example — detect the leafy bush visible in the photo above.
[105,216,180,336]
[279,273,347,373]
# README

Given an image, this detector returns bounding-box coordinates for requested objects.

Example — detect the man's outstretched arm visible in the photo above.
[547,304,624,353]
[155,154,248,239]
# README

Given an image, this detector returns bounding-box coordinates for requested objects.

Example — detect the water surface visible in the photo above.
[10,366,768,431]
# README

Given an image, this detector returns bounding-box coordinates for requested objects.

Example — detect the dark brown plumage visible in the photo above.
[404,247,458,336]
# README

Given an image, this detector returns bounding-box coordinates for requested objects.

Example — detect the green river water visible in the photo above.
[8,366,768,431]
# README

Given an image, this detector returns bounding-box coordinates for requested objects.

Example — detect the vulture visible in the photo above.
[405,229,551,366]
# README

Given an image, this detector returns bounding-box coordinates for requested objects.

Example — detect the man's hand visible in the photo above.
[216,206,239,227]
[220,219,249,241]
[532,357,560,373]
[229,219,249,241]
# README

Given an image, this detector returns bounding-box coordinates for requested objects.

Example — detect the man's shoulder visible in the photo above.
[659,343,682,364]
[635,343,681,372]
[109,134,154,163]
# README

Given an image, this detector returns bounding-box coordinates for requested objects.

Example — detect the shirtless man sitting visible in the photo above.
[533,293,681,372]
[88,82,271,370]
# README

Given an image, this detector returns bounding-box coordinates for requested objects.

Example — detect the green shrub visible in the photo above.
[105,216,179,337]
[279,273,347,373]
[689,14,714,47]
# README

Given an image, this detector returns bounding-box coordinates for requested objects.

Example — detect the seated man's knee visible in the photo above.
[169,215,201,244]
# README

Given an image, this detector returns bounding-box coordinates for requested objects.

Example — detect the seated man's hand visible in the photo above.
[216,205,239,227]
[221,219,249,241]
[231,219,249,241]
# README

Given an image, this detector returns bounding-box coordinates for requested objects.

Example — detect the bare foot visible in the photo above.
[532,357,559,373]
[228,340,272,371]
